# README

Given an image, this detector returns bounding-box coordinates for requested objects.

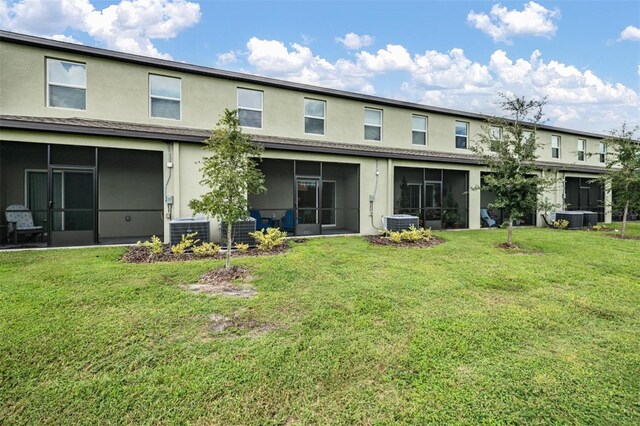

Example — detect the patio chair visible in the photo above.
[5,204,44,244]
[280,209,295,233]
[480,208,497,227]
[249,209,273,231]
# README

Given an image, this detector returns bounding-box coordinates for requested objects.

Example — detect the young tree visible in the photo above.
[189,109,265,268]
[470,93,557,245]
[592,123,640,237]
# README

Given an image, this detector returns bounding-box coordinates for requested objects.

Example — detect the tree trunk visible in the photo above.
[507,217,514,245]
[621,199,629,238]
[226,223,232,269]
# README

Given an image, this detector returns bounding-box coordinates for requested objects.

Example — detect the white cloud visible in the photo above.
[335,32,374,50]
[467,1,560,44]
[228,36,638,132]
[0,0,200,59]
[216,50,238,66]
[619,25,640,41]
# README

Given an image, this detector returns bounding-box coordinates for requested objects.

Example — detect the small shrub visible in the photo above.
[171,232,199,255]
[192,241,220,257]
[249,227,287,251]
[235,242,249,252]
[553,219,569,230]
[591,225,612,232]
[137,235,163,255]
[385,226,432,244]
[387,231,402,244]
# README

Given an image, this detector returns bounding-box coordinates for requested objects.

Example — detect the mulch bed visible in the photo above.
[181,266,256,297]
[611,234,640,240]
[496,242,522,250]
[367,235,444,248]
[121,243,288,263]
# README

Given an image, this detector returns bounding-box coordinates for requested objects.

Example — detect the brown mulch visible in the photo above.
[367,235,444,248]
[496,242,522,250]
[208,313,275,337]
[611,234,640,240]
[121,243,289,263]
[180,266,256,297]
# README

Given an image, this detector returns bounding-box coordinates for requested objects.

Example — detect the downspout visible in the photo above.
[164,142,174,220]
[369,159,384,231]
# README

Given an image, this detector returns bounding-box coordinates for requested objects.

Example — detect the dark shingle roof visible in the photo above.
[0,115,607,173]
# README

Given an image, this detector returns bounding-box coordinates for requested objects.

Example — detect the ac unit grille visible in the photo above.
[169,219,210,245]
[220,218,257,247]
[383,215,420,232]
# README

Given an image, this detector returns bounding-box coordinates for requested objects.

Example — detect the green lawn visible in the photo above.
[1,224,639,424]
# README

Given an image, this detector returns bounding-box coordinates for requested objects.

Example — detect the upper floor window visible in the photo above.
[577,139,586,161]
[237,88,263,128]
[455,121,468,149]
[412,115,427,145]
[490,126,502,151]
[551,135,561,159]
[47,58,86,110]
[149,75,181,120]
[599,142,606,163]
[364,108,382,141]
[304,98,325,135]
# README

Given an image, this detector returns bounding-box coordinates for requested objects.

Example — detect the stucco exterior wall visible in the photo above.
[0,41,608,169]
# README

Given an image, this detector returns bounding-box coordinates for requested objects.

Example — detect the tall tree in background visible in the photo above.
[593,123,640,237]
[470,93,557,246]
[189,109,265,268]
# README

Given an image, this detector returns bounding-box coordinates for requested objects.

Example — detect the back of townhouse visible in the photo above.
[0,31,613,247]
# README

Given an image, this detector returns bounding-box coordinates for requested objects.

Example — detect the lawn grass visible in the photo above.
[1,223,639,424]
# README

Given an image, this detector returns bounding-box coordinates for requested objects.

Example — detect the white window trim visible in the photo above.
[577,139,586,162]
[599,142,607,163]
[304,98,326,136]
[237,88,264,129]
[364,107,383,141]
[412,114,428,146]
[455,121,469,149]
[551,135,561,159]
[46,58,87,111]
[149,74,182,121]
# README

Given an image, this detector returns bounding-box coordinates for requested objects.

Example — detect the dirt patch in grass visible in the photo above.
[610,234,640,240]
[496,242,521,250]
[367,235,444,248]
[495,242,543,254]
[181,266,256,297]
[121,243,288,263]
[208,313,275,337]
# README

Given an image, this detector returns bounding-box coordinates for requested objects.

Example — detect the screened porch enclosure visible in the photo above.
[248,159,359,236]
[0,141,164,247]
[394,167,469,230]
[480,172,536,228]
[565,177,604,222]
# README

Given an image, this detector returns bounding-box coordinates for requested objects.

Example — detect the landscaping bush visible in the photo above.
[235,242,249,252]
[137,235,163,255]
[171,232,199,255]
[249,227,287,251]
[385,226,432,244]
[553,219,570,230]
[192,241,220,257]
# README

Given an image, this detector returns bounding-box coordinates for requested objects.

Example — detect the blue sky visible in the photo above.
[1,0,639,133]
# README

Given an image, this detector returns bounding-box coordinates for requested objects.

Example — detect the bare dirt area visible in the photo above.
[208,313,275,337]
[181,266,256,297]
[367,235,444,248]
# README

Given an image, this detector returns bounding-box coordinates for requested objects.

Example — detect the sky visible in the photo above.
[1,0,639,134]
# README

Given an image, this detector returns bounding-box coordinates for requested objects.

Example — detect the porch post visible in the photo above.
[468,168,481,229]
